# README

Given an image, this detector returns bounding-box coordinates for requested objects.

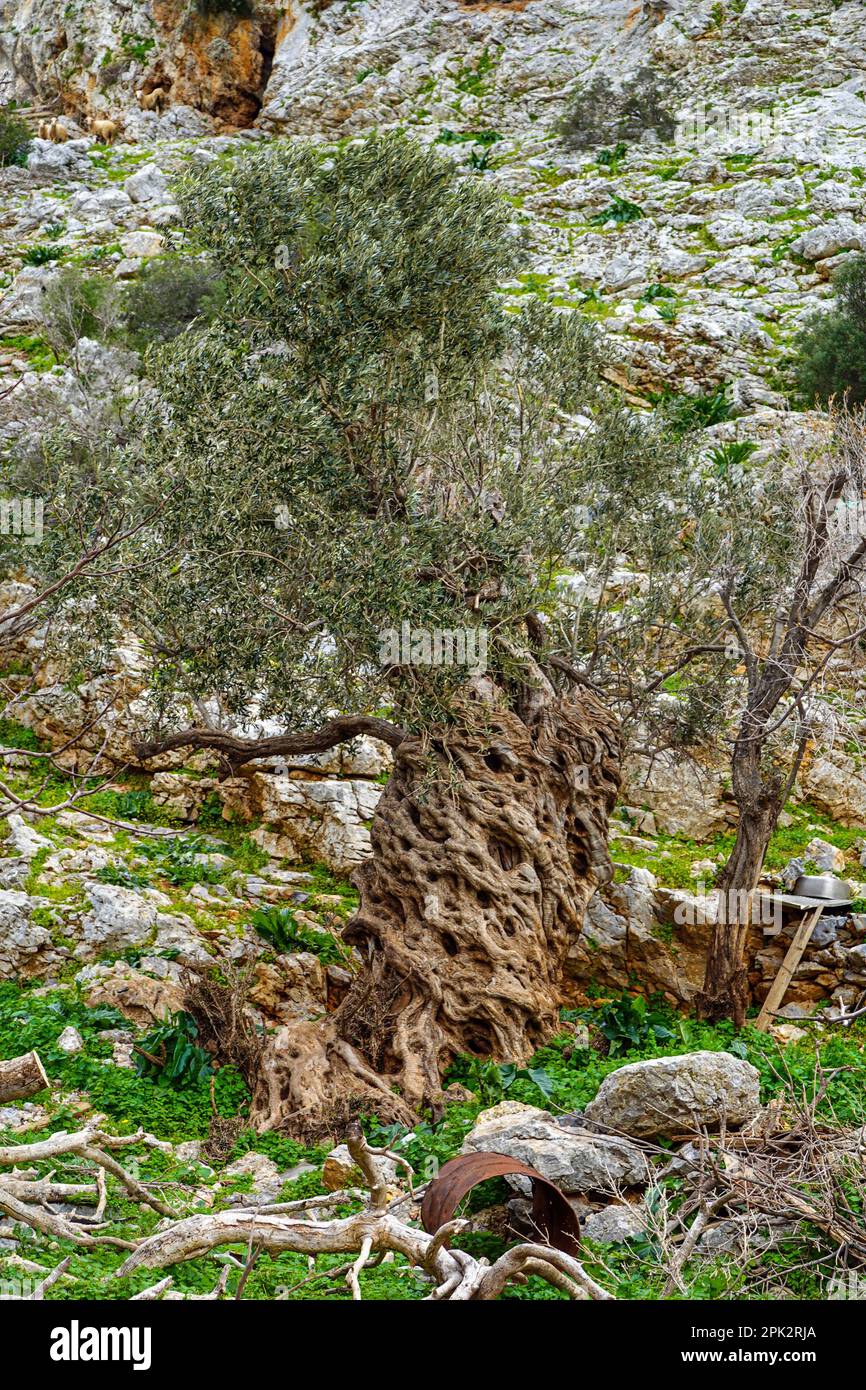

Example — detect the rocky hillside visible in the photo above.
[3,0,866,400]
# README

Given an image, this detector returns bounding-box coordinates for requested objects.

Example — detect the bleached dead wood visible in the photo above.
[0,1123,176,1250]
[118,1128,613,1302]
[0,1051,48,1103]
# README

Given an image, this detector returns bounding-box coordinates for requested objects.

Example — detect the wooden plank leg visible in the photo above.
[754,906,824,1032]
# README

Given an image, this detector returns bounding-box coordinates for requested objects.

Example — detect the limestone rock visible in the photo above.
[699,1214,797,1254]
[581,1202,647,1244]
[56,1026,84,1054]
[584,1052,761,1140]
[73,882,213,966]
[800,757,866,827]
[119,229,164,259]
[0,891,63,979]
[461,1101,649,1194]
[567,871,711,1007]
[76,883,158,957]
[620,754,731,839]
[246,774,382,873]
[0,266,57,332]
[25,138,91,181]
[790,219,865,260]
[124,163,171,204]
[223,1151,280,1186]
[4,814,51,861]
[76,960,186,1027]
[803,837,847,874]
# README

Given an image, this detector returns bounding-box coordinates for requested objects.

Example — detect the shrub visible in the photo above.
[134,1010,214,1088]
[708,439,759,474]
[657,385,734,435]
[139,834,222,886]
[249,905,348,964]
[792,253,866,406]
[96,862,152,890]
[22,243,66,267]
[588,194,644,226]
[0,716,43,751]
[595,140,628,172]
[43,266,122,352]
[594,993,675,1057]
[121,258,225,349]
[0,107,32,167]
[558,68,676,153]
[445,1055,554,1105]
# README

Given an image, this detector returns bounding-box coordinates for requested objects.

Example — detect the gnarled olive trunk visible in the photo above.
[250,690,620,1137]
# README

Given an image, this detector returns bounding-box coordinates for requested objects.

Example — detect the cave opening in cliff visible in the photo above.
[250,9,277,125]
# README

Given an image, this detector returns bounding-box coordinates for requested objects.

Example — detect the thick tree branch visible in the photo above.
[134,714,408,767]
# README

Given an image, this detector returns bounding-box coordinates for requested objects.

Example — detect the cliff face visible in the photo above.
[2,1,864,147]
[252,0,866,400]
[257,0,633,136]
[0,0,285,134]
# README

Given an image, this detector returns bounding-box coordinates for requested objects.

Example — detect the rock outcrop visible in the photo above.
[0,0,282,134]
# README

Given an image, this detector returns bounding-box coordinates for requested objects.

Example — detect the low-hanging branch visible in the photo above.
[134,714,408,769]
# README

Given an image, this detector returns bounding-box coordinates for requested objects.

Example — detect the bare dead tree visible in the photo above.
[559,405,866,1025]
[698,409,866,1021]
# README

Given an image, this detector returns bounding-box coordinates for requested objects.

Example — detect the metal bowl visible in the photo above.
[792,874,852,901]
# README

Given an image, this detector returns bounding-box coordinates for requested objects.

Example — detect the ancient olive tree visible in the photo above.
[53,136,683,1134]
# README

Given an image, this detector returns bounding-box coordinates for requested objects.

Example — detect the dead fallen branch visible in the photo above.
[644,1063,866,1295]
[0,1123,175,1251]
[119,1126,613,1302]
[0,1051,49,1104]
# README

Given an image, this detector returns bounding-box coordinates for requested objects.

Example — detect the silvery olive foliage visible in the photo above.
[9,135,688,739]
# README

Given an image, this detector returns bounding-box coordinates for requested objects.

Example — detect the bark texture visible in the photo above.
[0,1051,49,1103]
[696,733,785,1025]
[250,689,621,1136]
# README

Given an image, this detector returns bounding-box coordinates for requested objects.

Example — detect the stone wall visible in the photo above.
[567,866,866,1018]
